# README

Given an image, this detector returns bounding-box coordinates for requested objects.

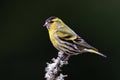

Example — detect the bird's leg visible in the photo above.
[58,51,71,61]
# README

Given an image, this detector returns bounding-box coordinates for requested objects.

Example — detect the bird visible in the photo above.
[43,16,107,59]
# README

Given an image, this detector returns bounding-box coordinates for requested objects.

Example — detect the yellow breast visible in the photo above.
[48,24,59,49]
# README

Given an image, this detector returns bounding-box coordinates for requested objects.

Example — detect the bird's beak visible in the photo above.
[43,22,48,27]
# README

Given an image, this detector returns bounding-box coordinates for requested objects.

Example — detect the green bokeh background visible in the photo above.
[0,0,120,80]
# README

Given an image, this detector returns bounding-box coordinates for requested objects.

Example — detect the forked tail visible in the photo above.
[84,49,107,57]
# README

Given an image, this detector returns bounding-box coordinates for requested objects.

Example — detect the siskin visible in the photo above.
[43,16,106,58]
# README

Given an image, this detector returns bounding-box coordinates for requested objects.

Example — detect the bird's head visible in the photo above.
[43,16,63,29]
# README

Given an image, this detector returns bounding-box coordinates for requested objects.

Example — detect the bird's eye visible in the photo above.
[48,20,54,23]
[50,21,54,23]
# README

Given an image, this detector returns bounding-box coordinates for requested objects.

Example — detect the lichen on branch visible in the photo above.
[45,52,69,80]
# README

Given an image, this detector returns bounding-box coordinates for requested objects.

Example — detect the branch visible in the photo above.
[45,52,70,80]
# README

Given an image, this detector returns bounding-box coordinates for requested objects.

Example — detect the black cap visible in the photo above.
[46,16,57,21]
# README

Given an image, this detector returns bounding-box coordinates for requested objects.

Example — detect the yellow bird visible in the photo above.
[43,16,106,58]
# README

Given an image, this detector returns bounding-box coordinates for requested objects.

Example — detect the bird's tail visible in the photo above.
[84,49,107,58]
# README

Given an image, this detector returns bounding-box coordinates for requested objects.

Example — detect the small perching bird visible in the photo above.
[43,16,106,59]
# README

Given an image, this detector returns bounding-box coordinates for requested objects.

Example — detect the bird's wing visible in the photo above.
[55,29,77,41]
[56,30,98,51]
[73,37,98,51]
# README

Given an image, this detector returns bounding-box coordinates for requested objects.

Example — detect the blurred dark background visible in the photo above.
[0,0,120,80]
